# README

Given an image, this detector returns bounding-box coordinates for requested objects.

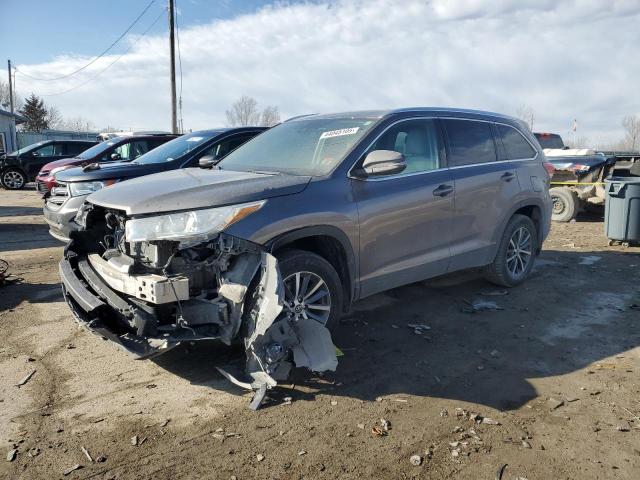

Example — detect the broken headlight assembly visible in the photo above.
[124,200,266,244]
[68,179,118,197]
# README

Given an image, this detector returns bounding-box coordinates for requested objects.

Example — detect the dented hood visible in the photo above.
[87,168,311,215]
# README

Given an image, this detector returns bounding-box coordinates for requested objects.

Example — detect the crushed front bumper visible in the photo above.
[59,253,201,359]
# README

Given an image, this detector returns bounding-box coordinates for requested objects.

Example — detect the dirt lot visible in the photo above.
[1,187,639,480]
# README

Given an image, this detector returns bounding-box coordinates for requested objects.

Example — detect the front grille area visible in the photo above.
[46,182,69,209]
[36,181,51,194]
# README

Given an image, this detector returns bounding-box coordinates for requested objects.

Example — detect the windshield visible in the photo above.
[218,117,378,175]
[8,141,47,156]
[76,138,126,159]
[133,132,219,164]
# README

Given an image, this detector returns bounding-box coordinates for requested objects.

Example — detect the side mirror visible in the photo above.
[110,153,121,161]
[356,150,406,177]
[31,151,39,156]
[199,155,216,169]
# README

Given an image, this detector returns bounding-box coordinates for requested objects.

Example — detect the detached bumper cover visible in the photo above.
[59,256,177,358]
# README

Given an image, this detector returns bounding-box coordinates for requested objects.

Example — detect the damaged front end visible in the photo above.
[60,202,337,409]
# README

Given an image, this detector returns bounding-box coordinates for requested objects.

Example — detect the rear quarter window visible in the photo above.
[497,124,537,160]
[443,119,497,166]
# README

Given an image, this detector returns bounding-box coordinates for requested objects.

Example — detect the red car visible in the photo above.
[36,134,178,194]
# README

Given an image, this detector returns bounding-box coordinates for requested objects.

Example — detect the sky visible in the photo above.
[1,0,640,145]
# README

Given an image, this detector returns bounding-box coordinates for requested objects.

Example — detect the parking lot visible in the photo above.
[1,186,639,479]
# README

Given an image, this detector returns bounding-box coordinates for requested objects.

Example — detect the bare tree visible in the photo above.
[515,104,535,131]
[260,105,280,127]
[226,96,260,126]
[61,116,96,132]
[622,115,640,151]
[47,106,64,130]
[0,79,23,111]
[225,96,281,127]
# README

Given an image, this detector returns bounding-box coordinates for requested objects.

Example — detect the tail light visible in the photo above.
[543,161,555,179]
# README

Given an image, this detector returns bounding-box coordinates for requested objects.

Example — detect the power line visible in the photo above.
[175,0,184,132]
[14,0,156,82]
[40,7,167,97]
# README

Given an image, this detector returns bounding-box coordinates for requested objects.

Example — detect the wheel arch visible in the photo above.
[267,226,357,311]
[491,199,547,256]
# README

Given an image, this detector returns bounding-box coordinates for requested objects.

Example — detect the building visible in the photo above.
[0,108,26,154]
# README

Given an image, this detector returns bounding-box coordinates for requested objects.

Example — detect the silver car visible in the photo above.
[59,108,551,406]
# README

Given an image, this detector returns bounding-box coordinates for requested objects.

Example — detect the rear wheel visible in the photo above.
[484,214,537,287]
[277,249,343,330]
[1,168,27,190]
[550,186,579,222]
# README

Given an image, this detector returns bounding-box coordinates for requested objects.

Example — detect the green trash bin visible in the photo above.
[604,176,640,243]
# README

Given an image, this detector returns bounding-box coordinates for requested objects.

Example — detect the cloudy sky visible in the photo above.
[4,0,640,144]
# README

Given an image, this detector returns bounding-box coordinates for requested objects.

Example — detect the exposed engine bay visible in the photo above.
[61,203,337,409]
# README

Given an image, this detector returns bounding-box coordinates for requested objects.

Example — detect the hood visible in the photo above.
[87,168,312,215]
[40,157,83,173]
[56,160,169,183]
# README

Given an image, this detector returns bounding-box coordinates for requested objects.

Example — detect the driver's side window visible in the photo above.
[34,144,54,157]
[368,119,442,174]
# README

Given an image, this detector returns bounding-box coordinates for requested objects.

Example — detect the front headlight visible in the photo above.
[124,201,266,244]
[68,179,117,197]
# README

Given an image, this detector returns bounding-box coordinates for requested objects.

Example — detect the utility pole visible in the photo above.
[7,60,14,113]
[168,0,178,134]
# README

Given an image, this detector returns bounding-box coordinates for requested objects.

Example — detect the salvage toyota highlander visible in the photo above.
[60,108,552,408]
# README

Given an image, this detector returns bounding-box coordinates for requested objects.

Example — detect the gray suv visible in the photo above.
[60,108,551,402]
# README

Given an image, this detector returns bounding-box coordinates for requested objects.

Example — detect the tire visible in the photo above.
[484,214,538,287]
[550,187,579,222]
[1,168,27,190]
[276,249,343,330]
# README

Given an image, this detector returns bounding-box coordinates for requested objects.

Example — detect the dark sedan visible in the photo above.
[44,127,266,241]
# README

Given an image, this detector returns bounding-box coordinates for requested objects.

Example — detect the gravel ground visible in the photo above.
[1,187,639,480]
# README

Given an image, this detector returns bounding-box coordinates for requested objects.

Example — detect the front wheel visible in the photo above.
[277,249,343,330]
[484,214,538,287]
[1,168,27,190]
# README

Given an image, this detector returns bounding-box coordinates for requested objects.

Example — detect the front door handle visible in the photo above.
[501,172,516,182]
[433,184,454,197]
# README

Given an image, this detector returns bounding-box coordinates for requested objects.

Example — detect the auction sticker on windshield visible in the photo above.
[187,137,204,142]
[320,127,359,139]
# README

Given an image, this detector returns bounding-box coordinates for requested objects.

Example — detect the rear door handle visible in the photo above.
[501,172,516,182]
[433,184,454,197]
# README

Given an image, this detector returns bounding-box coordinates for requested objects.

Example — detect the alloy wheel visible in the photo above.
[283,271,332,326]
[506,226,533,278]
[2,170,25,189]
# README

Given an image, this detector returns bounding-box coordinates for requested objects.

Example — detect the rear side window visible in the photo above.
[65,143,91,155]
[497,124,536,159]
[130,140,151,159]
[148,138,172,149]
[443,119,497,166]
